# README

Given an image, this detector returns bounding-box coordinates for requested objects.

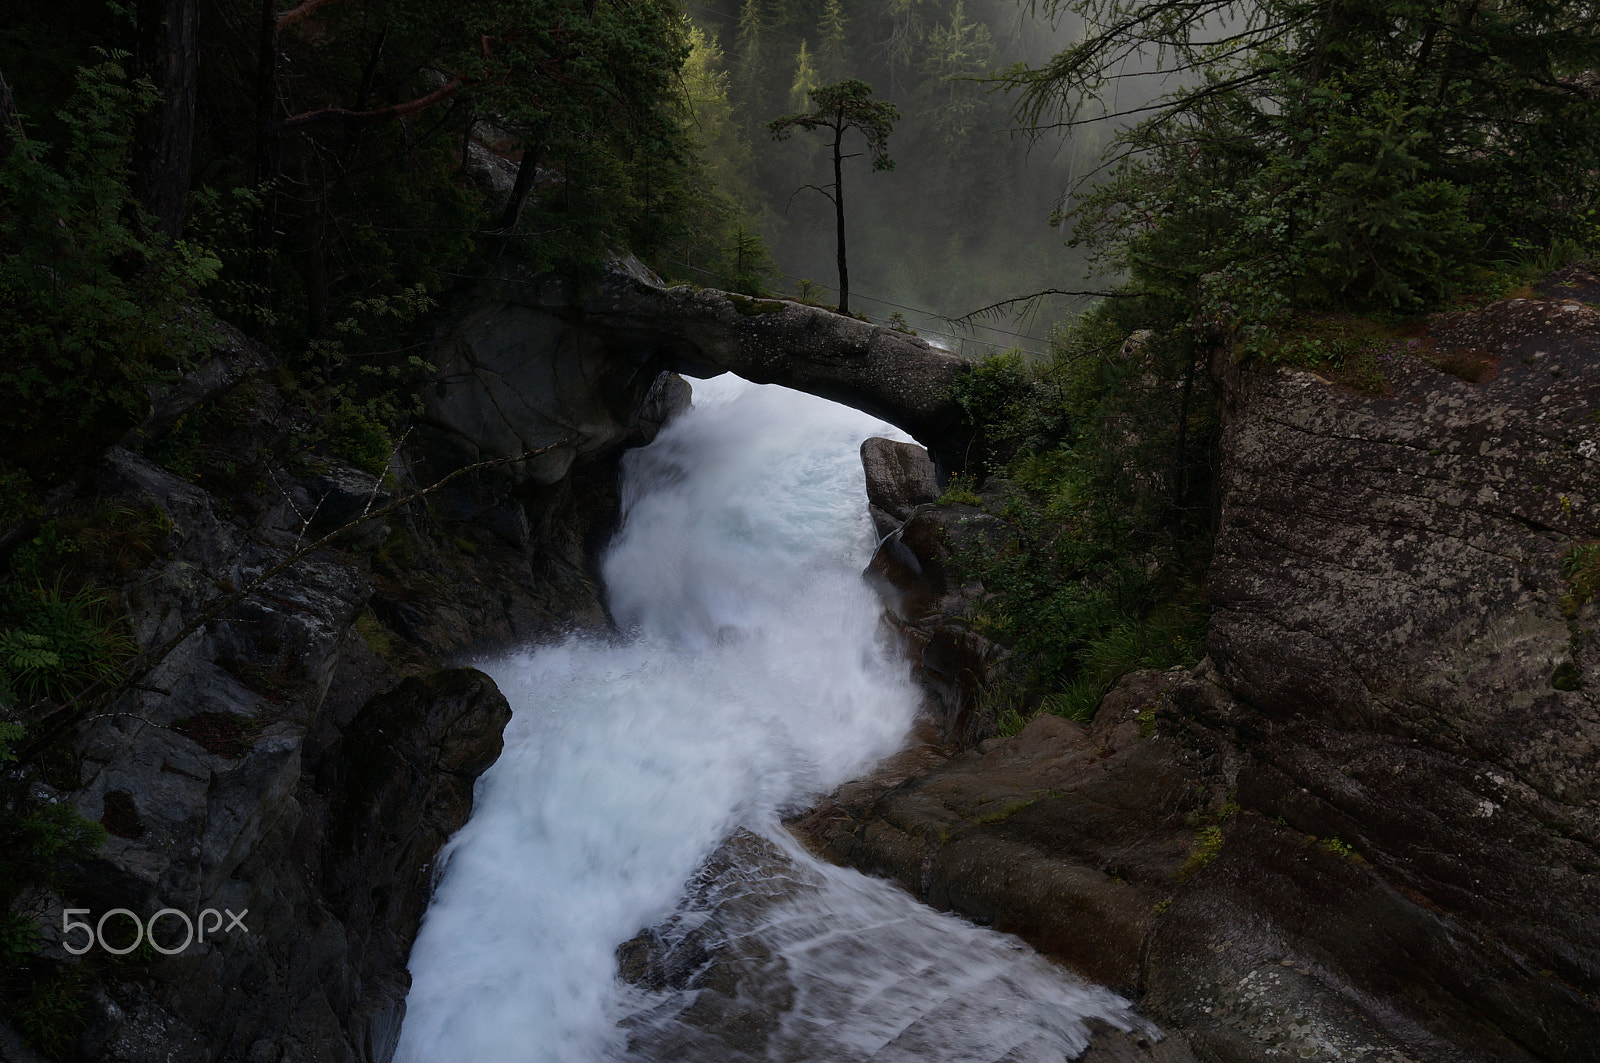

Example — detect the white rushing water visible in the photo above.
[395,377,1147,1063]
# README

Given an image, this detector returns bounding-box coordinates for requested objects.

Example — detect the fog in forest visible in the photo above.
[681,0,1172,353]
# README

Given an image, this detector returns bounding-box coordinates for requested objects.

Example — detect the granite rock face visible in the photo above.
[863,495,1012,747]
[821,292,1600,1062]
[860,436,941,538]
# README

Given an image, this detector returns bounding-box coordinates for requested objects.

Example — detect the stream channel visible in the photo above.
[393,377,1150,1062]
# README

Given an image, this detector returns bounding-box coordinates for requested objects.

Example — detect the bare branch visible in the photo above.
[280,74,471,131]
[950,288,1136,326]
[784,183,837,211]
[275,0,361,30]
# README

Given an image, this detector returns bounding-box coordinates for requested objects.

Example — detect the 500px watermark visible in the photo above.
[60,908,249,956]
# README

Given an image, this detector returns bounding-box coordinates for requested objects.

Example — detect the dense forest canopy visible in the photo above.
[0,0,724,501]
[1004,0,1600,324]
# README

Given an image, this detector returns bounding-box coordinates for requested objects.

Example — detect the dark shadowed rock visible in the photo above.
[861,437,941,537]
[631,372,693,447]
[863,502,1012,745]
[317,668,512,1059]
[21,333,621,1063]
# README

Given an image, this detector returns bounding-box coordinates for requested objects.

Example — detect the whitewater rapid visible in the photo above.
[394,377,1146,1063]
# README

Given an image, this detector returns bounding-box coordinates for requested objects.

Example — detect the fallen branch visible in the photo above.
[16,442,565,763]
[275,0,361,30]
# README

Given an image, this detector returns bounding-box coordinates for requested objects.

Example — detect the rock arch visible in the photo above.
[421,262,974,488]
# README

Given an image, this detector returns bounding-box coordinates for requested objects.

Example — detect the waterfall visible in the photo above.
[394,377,1147,1063]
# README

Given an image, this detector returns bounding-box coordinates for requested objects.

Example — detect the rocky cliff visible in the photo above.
[0,267,687,1061]
[808,279,1600,1062]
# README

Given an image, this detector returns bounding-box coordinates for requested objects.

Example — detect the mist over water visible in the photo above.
[395,377,1147,1063]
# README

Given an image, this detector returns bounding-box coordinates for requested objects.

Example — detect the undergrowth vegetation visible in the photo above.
[949,295,1216,725]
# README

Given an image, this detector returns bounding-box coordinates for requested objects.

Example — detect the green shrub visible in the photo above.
[0,55,219,491]
[0,582,133,709]
[949,300,1214,726]
[1561,542,1600,617]
[0,723,106,1060]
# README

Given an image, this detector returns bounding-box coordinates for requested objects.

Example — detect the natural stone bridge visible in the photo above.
[420,261,974,486]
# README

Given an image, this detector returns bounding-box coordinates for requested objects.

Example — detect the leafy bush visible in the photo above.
[0,55,218,493]
[949,299,1215,725]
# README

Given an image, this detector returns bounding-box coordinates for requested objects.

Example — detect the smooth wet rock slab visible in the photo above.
[616,830,1187,1063]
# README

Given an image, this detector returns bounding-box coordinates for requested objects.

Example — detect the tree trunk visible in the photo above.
[132,0,199,239]
[489,142,542,261]
[248,0,282,334]
[832,122,849,315]
[0,67,24,169]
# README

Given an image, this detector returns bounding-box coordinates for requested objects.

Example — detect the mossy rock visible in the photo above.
[726,294,786,317]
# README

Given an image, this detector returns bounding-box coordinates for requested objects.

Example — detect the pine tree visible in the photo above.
[919,1,994,155]
[769,80,899,315]
[817,0,849,83]
[790,40,820,111]
[733,0,769,125]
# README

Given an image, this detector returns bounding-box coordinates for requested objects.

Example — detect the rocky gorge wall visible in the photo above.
[1,253,977,1063]
[808,276,1600,1062]
[0,275,688,1061]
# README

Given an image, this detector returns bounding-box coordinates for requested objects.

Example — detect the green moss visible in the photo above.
[1137,706,1158,739]
[1175,824,1224,881]
[1318,835,1357,859]
[1560,541,1600,617]
[1552,661,1583,692]
[972,795,1041,826]
[726,293,786,316]
[353,610,395,661]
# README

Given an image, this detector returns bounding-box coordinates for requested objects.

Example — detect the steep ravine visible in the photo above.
[3,269,1595,1063]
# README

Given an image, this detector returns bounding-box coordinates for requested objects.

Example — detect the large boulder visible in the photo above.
[860,436,940,537]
